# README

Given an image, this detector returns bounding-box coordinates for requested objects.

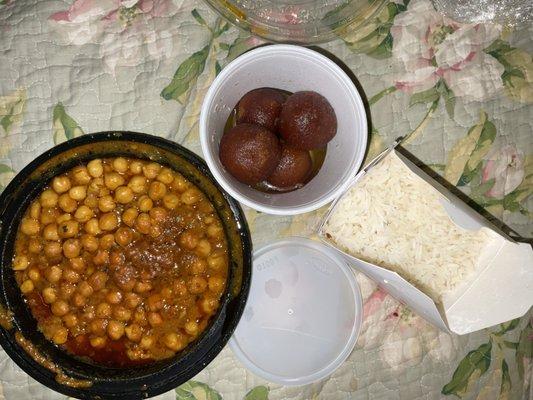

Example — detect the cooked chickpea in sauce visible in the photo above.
[13,158,229,367]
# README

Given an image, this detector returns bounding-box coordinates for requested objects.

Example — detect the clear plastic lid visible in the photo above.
[229,237,362,385]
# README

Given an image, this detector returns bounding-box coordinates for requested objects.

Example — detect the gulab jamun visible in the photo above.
[279,91,337,150]
[267,144,313,189]
[219,123,281,185]
[236,88,286,131]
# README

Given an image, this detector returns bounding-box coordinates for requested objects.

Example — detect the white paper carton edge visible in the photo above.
[318,145,533,335]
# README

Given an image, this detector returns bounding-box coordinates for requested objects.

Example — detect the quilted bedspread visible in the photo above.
[0,0,532,399]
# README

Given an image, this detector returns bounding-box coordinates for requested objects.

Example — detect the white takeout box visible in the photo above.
[318,145,533,335]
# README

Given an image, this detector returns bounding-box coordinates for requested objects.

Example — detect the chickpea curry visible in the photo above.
[12,157,229,367]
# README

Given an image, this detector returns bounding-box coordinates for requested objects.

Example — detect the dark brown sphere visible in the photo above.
[279,91,337,150]
[219,124,281,185]
[267,144,313,189]
[236,88,286,131]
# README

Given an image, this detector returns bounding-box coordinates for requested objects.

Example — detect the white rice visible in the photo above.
[322,152,497,303]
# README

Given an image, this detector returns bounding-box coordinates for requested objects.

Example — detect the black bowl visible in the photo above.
[0,132,252,399]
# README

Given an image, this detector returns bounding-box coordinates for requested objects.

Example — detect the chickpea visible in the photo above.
[90,336,107,349]
[82,305,96,321]
[60,282,76,300]
[68,185,87,201]
[52,176,71,194]
[207,255,226,271]
[124,323,142,342]
[122,208,138,227]
[179,231,198,250]
[123,293,141,309]
[107,320,125,340]
[113,306,131,322]
[44,242,62,259]
[173,281,188,297]
[28,238,43,254]
[87,159,103,178]
[89,271,109,291]
[90,318,108,336]
[88,178,104,195]
[69,257,86,272]
[109,250,124,266]
[98,195,115,213]
[207,224,223,239]
[46,265,62,284]
[112,157,128,173]
[41,224,58,242]
[29,201,41,220]
[58,220,79,239]
[63,268,80,284]
[196,239,211,258]
[63,239,81,258]
[85,218,101,236]
[58,193,77,213]
[104,172,125,190]
[160,287,173,300]
[156,167,174,185]
[134,213,151,234]
[42,287,57,304]
[146,294,163,312]
[116,277,135,292]
[20,218,40,236]
[114,227,133,247]
[27,267,41,282]
[40,207,59,225]
[20,280,34,294]
[181,188,202,205]
[56,213,72,224]
[106,290,122,304]
[129,160,143,175]
[81,234,99,252]
[71,292,86,308]
[93,250,109,266]
[63,314,78,329]
[163,332,185,352]
[137,195,153,212]
[73,205,92,223]
[133,309,147,326]
[185,321,199,336]
[52,327,68,345]
[162,194,179,210]
[143,162,161,179]
[188,276,207,294]
[147,312,163,327]
[128,176,148,194]
[72,166,91,185]
[84,193,98,209]
[99,212,118,231]
[99,233,115,250]
[78,281,93,297]
[173,174,189,192]
[140,335,154,349]
[115,186,134,204]
[40,189,59,208]
[51,300,70,317]
[208,276,226,293]
[13,255,29,271]
[96,302,112,318]
[199,297,219,315]
[149,225,162,238]
[134,281,152,294]
[149,207,167,222]
[190,258,207,275]
[148,181,166,201]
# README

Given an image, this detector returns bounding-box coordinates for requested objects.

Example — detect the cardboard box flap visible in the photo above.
[336,250,450,332]
[445,241,533,335]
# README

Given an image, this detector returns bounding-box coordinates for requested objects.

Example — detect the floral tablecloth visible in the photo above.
[0,0,532,399]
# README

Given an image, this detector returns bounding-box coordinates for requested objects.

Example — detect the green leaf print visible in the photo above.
[516,321,533,379]
[0,88,26,136]
[442,341,492,397]
[499,359,511,398]
[0,163,15,193]
[161,45,210,104]
[191,9,208,27]
[215,61,222,76]
[409,86,439,107]
[52,103,84,145]
[436,80,455,119]
[244,386,269,400]
[224,34,262,64]
[175,381,222,400]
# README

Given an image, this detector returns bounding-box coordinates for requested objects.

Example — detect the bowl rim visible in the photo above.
[0,131,253,399]
[199,44,368,216]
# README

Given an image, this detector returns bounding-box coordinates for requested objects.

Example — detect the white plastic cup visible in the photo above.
[200,44,368,215]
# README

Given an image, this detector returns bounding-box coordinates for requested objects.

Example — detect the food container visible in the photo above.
[200,44,368,215]
[229,237,362,385]
[204,0,388,44]
[0,132,252,399]
[318,144,533,335]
